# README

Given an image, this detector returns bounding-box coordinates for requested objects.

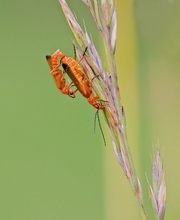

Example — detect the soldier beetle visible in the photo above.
[58,45,105,110]
[46,46,106,145]
[46,51,77,98]
[60,46,106,145]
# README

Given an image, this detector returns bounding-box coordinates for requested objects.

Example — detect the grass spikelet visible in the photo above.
[147,151,166,220]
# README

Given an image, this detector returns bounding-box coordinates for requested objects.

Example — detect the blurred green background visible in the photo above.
[1,0,180,219]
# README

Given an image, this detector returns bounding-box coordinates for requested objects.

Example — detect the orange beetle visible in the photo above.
[46,51,76,98]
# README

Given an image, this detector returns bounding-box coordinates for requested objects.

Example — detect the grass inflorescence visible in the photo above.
[57,0,166,219]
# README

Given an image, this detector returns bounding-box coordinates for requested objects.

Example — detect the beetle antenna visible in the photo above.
[94,110,106,146]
